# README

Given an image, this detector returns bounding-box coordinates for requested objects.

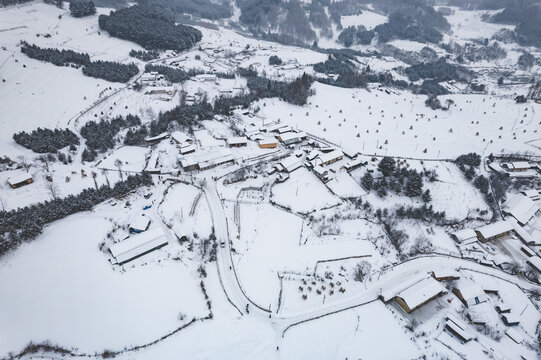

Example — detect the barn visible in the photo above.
[475,221,514,242]
[109,227,168,264]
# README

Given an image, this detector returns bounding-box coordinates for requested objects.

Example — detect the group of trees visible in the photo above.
[489,3,541,48]
[361,157,432,200]
[440,40,507,63]
[455,152,489,195]
[338,25,374,47]
[129,49,159,61]
[404,58,472,82]
[13,128,79,153]
[21,43,138,83]
[82,60,138,83]
[98,5,202,52]
[268,55,282,66]
[80,114,141,161]
[313,53,356,75]
[145,64,201,83]
[69,1,96,18]
[0,173,153,257]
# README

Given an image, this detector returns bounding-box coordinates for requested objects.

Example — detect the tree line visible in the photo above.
[69,1,96,18]
[13,128,79,153]
[98,5,202,52]
[0,172,153,258]
[21,43,139,83]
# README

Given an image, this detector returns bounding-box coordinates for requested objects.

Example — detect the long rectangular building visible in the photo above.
[109,227,168,264]
[179,149,234,171]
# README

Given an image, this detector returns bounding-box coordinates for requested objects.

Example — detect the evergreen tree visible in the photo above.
[361,172,373,190]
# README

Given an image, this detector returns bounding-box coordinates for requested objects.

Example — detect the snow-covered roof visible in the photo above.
[129,214,150,232]
[505,328,524,344]
[319,150,344,165]
[263,123,282,132]
[503,193,539,225]
[313,165,328,177]
[258,138,278,146]
[7,173,32,185]
[502,313,521,325]
[475,220,514,239]
[279,155,303,173]
[227,136,248,145]
[180,149,234,169]
[456,283,487,305]
[445,315,473,342]
[145,132,168,142]
[171,131,191,144]
[180,144,197,154]
[431,269,460,280]
[279,132,301,143]
[395,277,445,311]
[521,189,540,200]
[277,126,293,134]
[451,228,477,243]
[109,227,168,264]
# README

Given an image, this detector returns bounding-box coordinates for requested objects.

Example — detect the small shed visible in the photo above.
[145,132,169,144]
[129,214,151,233]
[180,143,197,155]
[445,314,473,343]
[505,328,524,344]
[8,173,33,189]
[431,269,460,281]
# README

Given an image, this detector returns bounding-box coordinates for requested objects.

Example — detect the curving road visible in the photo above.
[202,175,541,337]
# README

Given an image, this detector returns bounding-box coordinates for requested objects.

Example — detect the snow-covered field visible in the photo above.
[1,2,541,359]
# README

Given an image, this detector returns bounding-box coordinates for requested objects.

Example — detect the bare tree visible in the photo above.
[114,159,123,181]
[38,155,50,172]
[46,181,59,200]
[17,155,31,172]
[0,197,6,211]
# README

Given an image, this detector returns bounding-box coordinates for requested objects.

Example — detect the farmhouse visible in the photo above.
[7,173,33,189]
[319,150,344,166]
[450,228,477,244]
[279,132,302,146]
[313,165,331,183]
[109,227,168,264]
[394,277,446,313]
[475,220,514,242]
[258,138,278,149]
[502,193,539,225]
[227,136,248,148]
[129,214,151,233]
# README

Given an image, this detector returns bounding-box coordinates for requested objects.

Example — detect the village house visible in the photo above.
[227,136,248,148]
[319,150,344,166]
[450,228,478,244]
[258,138,278,149]
[452,284,487,307]
[313,165,331,183]
[278,132,302,146]
[179,149,235,171]
[145,132,169,144]
[278,155,303,173]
